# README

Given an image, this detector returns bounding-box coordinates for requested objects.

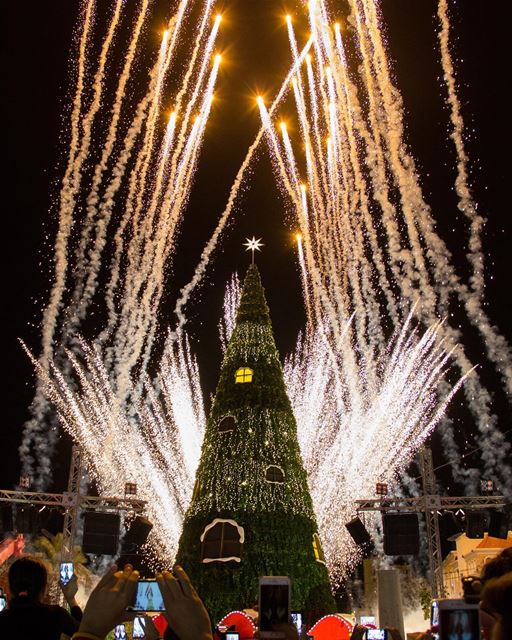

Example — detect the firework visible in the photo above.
[23,1,223,484]
[258,0,512,499]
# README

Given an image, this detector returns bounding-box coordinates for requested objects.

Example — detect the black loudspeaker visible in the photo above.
[345,517,373,553]
[0,504,14,533]
[123,516,153,550]
[14,506,39,534]
[117,516,153,570]
[441,512,464,541]
[466,511,486,539]
[488,510,509,539]
[82,512,121,555]
[383,513,420,555]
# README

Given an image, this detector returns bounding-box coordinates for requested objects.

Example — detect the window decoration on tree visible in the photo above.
[312,532,326,564]
[218,415,237,433]
[201,518,245,563]
[235,367,253,383]
[265,465,285,483]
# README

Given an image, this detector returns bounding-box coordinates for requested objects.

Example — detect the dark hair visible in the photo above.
[481,548,512,585]
[481,573,512,640]
[8,557,48,600]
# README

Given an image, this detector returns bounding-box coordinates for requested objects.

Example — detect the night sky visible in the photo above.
[2,1,510,494]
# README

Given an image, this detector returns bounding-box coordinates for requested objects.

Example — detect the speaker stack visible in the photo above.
[465,511,487,539]
[345,516,374,555]
[383,513,420,555]
[116,516,153,570]
[82,512,121,555]
[488,510,509,539]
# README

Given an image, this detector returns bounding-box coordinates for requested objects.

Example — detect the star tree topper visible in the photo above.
[244,236,264,263]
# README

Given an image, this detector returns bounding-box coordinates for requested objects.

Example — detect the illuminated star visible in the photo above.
[244,237,264,263]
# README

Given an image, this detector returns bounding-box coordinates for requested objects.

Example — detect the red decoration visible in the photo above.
[309,614,353,640]
[216,610,256,639]
[152,613,168,634]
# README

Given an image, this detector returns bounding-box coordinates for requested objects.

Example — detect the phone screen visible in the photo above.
[431,601,440,640]
[291,611,302,631]
[360,615,376,627]
[0,595,7,612]
[439,608,480,640]
[226,634,240,640]
[59,562,74,585]
[114,625,128,640]
[259,582,290,632]
[132,616,146,639]
[367,630,386,640]
[131,579,165,612]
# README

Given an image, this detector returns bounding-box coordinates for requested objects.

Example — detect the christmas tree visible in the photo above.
[176,263,335,623]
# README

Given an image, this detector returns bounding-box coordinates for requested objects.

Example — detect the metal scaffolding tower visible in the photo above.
[355,447,508,599]
[0,445,146,560]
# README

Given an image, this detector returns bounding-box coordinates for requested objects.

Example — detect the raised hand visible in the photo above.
[78,564,139,637]
[156,565,212,640]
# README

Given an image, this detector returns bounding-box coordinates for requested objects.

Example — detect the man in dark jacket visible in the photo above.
[0,556,82,639]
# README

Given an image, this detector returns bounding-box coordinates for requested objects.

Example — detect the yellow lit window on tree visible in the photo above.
[312,532,326,564]
[235,367,253,383]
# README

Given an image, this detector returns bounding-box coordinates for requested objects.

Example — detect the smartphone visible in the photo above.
[132,616,146,639]
[114,625,128,640]
[437,599,480,640]
[59,561,74,585]
[291,611,302,632]
[129,579,165,612]
[431,601,440,640]
[259,576,291,639]
[226,634,240,640]
[0,594,6,612]
[367,630,387,640]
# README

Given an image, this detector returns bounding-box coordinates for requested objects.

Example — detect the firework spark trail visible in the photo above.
[23,2,223,485]
[258,0,512,499]
[71,0,151,313]
[114,59,220,388]
[357,0,512,462]
[66,0,124,256]
[115,89,219,398]
[290,13,389,361]
[296,234,315,327]
[171,37,314,336]
[37,0,95,372]
[437,0,485,299]
[132,10,220,267]
[259,100,365,407]
[332,22,399,326]
[20,0,96,482]
[165,9,220,195]
[219,273,241,353]
[285,313,471,581]
[72,14,170,329]
[102,13,220,364]
[23,333,205,563]
[119,45,221,341]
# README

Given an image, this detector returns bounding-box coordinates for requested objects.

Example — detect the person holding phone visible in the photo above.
[0,556,83,639]
[71,564,213,640]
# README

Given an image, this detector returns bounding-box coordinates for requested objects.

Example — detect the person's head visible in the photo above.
[481,548,512,585]
[481,572,512,640]
[8,557,48,601]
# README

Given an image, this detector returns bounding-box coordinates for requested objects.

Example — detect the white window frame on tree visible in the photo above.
[200,518,245,563]
[218,415,237,433]
[265,464,285,484]
[235,367,253,383]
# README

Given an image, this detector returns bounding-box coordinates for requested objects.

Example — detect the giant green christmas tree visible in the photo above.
[176,264,335,623]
